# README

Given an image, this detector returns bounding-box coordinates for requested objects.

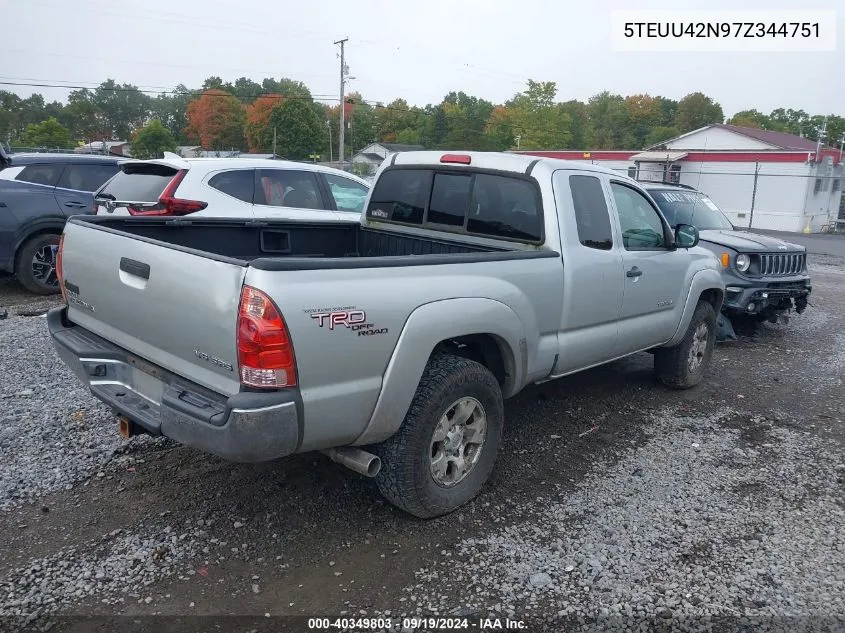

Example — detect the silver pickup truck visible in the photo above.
[49,151,724,518]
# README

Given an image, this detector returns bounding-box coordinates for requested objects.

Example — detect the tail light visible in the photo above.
[56,234,66,303]
[128,170,208,217]
[237,286,297,388]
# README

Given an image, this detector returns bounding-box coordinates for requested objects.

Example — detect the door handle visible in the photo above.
[64,202,87,209]
[626,266,643,278]
[119,257,150,280]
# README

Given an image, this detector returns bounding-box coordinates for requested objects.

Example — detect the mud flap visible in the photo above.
[715,312,737,342]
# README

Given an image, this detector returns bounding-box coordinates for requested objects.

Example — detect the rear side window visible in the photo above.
[256,169,323,210]
[569,175,613,250]
[367,168,542,242]
[324,173,369,212]
[57,163,119,192]
[100,163,178,201]
[208,169,254,203]
[16,163,63,187]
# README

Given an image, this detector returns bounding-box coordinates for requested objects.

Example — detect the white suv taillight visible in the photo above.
[237,286,297,388]
[128,170,208,217]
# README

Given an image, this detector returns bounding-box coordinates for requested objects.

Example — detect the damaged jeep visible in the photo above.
[643,183,811,328]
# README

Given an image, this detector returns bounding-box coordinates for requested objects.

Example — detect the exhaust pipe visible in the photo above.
[321,447,382,477]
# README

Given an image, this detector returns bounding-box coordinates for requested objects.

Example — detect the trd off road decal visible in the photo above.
[304,307,388,337]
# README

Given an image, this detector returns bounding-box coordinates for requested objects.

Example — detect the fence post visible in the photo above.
[748,161,759,229]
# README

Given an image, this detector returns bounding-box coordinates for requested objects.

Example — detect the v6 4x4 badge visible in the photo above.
[308,309,388,337]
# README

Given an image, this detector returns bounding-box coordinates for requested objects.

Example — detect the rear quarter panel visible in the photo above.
[0,179,64,270]
[244,255,563,450]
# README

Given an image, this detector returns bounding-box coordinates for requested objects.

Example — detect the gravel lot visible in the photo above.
[0,258,843,633]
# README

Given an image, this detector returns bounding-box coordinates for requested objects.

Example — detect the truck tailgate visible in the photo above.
[59,219,246,396]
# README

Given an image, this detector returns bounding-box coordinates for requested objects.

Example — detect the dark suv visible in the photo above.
[0,147,122,294]
[642,182,811,324]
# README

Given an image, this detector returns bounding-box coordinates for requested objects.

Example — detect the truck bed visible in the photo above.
[78,216,504,267]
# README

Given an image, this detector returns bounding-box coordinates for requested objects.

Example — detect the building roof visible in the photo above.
[714,124,820,151]
[648,124,823,152]
[380,143,425,152]
[357,152,385,162]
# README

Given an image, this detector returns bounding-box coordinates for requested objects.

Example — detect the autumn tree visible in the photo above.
[267,98,324,160]
[244,94,284,152]
[130,119,177,159]
[674,92,724,133]
[20,117,72,148]
[184,89,245,150]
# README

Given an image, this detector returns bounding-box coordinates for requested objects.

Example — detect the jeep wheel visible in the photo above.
[654,300,716,389]
[374,352,503,519]
[15,234,61,295]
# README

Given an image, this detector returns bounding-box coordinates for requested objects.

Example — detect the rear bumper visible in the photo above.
[47,307,301,463]
[723,278,812,315]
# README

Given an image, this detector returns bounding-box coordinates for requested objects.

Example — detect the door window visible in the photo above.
[610,182,667,250]
[256,169,323,209]
[16,163,64,187]
[324,173,369,212]
[569,175,613,250]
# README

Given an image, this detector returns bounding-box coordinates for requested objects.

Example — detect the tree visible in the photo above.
[625,94,663,148]
[496,80,572,150]
[674,92,724,133]
[244,94,284,152]
[586,91,630,149]
[560,100,588,148]
[92,79,152,139]
[130,119,177,159]
[184,89,245,150]
[726,109,769,129]
[151,85,194,144]
[65,88,107,141]
[261,77,311,99]
[20,117,72,148]
[644,125,680,148]
[267,98,324,159]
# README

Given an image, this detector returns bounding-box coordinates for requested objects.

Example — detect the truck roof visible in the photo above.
[390,150,633,181]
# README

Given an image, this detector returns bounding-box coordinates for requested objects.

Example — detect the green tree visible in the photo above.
[499,80,572,150]
[130,119,177,159]
[586,91,630,149]
[92,79,152,140]
[20,117,72,148]
[726,109,769,129]
[268,98,324,160]
[560,100,588,148]
[151,85,193,144]
[674,92,724,133]
[625,94,663,148]
[644,125,680,148]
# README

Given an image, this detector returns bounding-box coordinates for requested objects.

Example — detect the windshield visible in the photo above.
[650,189,734,231]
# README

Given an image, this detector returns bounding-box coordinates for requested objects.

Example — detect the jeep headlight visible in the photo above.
[735,253,751,272]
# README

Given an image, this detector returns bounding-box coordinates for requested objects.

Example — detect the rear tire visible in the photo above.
[654,300,716,390]
[15,233,61,295]
[374,352,504,519]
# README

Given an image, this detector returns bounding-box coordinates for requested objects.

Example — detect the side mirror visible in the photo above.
[675,223,699,248]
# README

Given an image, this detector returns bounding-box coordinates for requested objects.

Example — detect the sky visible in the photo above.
[3,0,843,116]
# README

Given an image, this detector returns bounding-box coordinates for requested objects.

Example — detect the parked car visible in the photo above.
[641,182,811,325]
[49,151,724,518]
[0,149,122,294]
[94,154,371,221]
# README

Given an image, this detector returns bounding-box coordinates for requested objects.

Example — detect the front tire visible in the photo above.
[15,233,61,295]
[654,300,716,390]
[374,352,504,519]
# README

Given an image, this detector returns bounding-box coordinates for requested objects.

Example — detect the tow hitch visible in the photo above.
[118,416,136,439]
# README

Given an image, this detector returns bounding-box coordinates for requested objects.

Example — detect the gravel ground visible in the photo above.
[398,408,845,631]
[0,258,843,633]
[0,295,166,509]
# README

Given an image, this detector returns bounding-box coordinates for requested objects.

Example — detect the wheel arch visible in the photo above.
[353,298,525,446]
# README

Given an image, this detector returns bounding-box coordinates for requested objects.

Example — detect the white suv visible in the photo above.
[94,154,371,221]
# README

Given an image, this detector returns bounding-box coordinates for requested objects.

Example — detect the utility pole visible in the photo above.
[515,135,521,150]
[326,120,333,163]
[335,37,349,167]
[272,126,277,157]
[815,118,827,161]
[838,132,844,164]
